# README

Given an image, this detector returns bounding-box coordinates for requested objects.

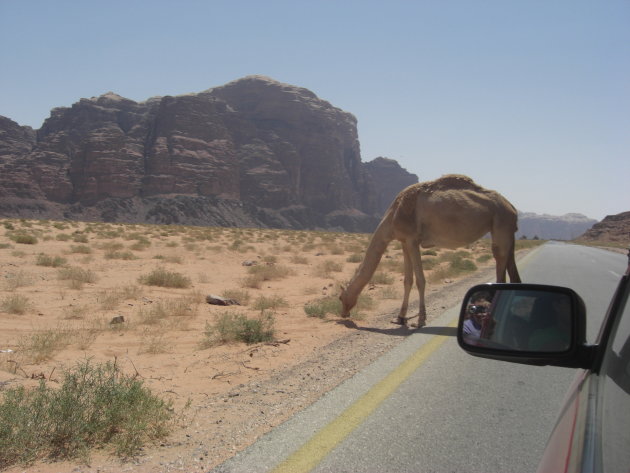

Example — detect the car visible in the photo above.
[456,269,630,473]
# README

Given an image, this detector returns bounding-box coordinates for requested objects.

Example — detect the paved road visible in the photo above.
[211,242,627,473]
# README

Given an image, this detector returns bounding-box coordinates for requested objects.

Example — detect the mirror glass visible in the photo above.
[460,287,574,353]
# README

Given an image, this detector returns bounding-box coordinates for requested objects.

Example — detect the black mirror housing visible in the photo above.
[457,283,595,369]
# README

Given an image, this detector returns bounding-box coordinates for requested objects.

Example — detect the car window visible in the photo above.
[600,285,630,473]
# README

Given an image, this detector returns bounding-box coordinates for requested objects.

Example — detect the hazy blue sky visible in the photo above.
[1,1,628,221]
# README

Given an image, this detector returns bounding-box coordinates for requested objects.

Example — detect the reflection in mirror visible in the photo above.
[461,288,573,353]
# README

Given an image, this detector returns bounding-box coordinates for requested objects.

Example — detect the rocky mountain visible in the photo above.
[516,212,598,241]
[0,76,417,232]
[363,157,418,215]
[576,211,630,244]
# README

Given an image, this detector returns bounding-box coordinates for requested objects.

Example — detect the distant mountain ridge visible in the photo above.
[0,75,615,240]
[516,211,598,240]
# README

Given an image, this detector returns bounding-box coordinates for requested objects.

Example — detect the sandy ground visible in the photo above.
[0,218,511,472]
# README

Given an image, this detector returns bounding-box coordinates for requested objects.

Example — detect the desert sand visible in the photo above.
[0,218,514,472]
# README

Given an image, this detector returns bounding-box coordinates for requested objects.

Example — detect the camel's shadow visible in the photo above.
[336,319,457,338]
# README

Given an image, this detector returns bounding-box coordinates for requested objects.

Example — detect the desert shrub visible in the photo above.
[18,327,74,362]
[449,255,477,272]
[58,267,98,289]
[138,268,191,288]
[243,264,293,288]
[229,239,243,251]
[314,260,343,278]
[327,244,345,255]
[129,239,151,251]
[0,359,173,467]
[9,234,37,245]
[476,253,493,263]
[346,253,363,263]
[137,304,168,326]
[252,295,288,311]
[104,250,137,260]
[138,329,172,355]
[1,294,31,315]
[304,296,342,318]
[98,290,123,311]
[370,271,395,285]
[98,241,124,251]
[201,311,275,347]
[3,271,34,290]
[137,298,195,325]
[355,293,375,311]
[378,257,403,273]
[72,233,89,243]
[121,285,143,299]
[153,254,183,264]
[422,249,438,256]
[421,257,438,270]
[56,233,72,241]
[289,254,309,264]
[62,305,89,320]
[379,286,399,299]
[36,254,67,267]
[96,285,142,311]
[69,244,92,254]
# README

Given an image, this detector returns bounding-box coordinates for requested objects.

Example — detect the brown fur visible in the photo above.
[339,174,521,327]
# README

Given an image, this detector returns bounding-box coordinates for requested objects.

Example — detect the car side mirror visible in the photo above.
[457,283,592,368]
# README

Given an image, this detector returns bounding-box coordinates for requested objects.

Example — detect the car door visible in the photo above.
[597,277,630,473]
[536,275,630,473]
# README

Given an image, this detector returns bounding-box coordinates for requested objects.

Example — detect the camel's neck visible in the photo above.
[346,217,393,297]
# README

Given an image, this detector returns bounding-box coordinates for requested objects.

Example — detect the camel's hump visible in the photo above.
[396,174,482,199]
[391,174,493,215]
[422,174,483,192]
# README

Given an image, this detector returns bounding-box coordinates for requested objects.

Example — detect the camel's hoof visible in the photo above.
[390,317,407,326]
[412,317,427,329]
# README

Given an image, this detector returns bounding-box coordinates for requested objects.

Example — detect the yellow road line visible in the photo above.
[271,319,458,473]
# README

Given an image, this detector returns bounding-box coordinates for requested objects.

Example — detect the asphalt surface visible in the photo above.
[211,242,626,473]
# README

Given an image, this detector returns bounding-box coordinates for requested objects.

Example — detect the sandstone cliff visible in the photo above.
[0,76,417,231]
[363,157,419,215]
[576,211,630,244]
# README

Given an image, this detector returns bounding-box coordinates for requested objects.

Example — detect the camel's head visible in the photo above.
[338,285,356,318]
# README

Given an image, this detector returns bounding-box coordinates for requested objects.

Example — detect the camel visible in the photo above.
[339,174,521,327]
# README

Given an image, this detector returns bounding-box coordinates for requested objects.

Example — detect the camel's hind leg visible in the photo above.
[492,241,509,283]
[492,232,521,283]
[395,244,414,325]
[406,241,427,327]
[506,240,521,283]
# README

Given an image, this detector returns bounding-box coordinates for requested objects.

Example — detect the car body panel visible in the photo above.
[457,273,630,473]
